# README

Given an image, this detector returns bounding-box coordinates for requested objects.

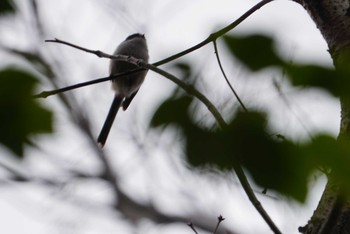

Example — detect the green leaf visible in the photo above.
[173,62,192,81]
[0,0,15,14]
[151,95,314,201]
[223,33,350,98]
[185,110,312,202]
[151,96,193,127]
[222,111,311,202]
[164,103,312,201]
[301,135,350,189]
[5,49,55,78]
[0,68,53,157]
[185,125,230,168]
[285,64,350,97]
[223,34,285,71]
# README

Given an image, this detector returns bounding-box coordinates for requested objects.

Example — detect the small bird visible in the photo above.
[97,33,149,148]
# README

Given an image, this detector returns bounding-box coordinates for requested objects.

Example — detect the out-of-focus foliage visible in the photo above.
[223,34,285,71]
[0,0,55,158]
[151,94,350,202]
[151,33,350,202]
[5,49,55,78]
[0,0,15,14]
[224,34,350,97]
[0,68,53,157]
[284,64,350,98]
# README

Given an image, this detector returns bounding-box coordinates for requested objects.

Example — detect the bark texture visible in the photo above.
[294,0,350,233]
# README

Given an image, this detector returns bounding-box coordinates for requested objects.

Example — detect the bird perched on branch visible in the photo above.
[97,33,149,148]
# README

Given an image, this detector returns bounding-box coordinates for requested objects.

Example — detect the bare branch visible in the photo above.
[45,38,112,58]
[213,215,225,234]
[153,0,274,67]
[188,222,199,234]
[33,72,136,98]
[45,38,144,64]
[213,40,248,112]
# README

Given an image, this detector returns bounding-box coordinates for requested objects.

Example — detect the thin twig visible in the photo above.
[141,62,228,126]
[213,215,225,234]
[213,40,248,112]
[33,75,111,98]
[153,0,274,67]
[45,38,112,59]
[37,38,146,98]
[187,222,199,234]
[33,71,139,98]
[233,163,281,234]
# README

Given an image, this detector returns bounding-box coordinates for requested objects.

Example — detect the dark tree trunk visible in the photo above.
[294,0,350,233]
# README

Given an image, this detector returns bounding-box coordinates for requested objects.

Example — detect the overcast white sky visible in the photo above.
[0,0,338,233]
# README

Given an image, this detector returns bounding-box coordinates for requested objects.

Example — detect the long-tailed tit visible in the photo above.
[97,33,149,147]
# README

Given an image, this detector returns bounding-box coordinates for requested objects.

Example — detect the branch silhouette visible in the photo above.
[213,40,248,112]
[153,0,274,66]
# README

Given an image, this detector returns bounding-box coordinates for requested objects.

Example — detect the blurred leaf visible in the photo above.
[187,111,268,169]
[185,125,230,168]
[0,68,53,157]
[285,64,350,97]
[151,96,193,127]
[224,111,311,202]
[151,96,314,201]
[0,0,15,14]
[187,110,310,202]
[223,34,285,71]
[223,33,350,98]
[150,32,350,202]
[301,135,350,189]
[173,62,192,80]
[4,48,54,78]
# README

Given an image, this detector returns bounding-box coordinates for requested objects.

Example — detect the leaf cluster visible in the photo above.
[0,69,53,157]
[151,34,350,202]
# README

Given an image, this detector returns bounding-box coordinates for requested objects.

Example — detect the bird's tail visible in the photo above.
[97,95,123,148]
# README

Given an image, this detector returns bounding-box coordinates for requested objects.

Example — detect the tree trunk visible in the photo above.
[294,0,350,233]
